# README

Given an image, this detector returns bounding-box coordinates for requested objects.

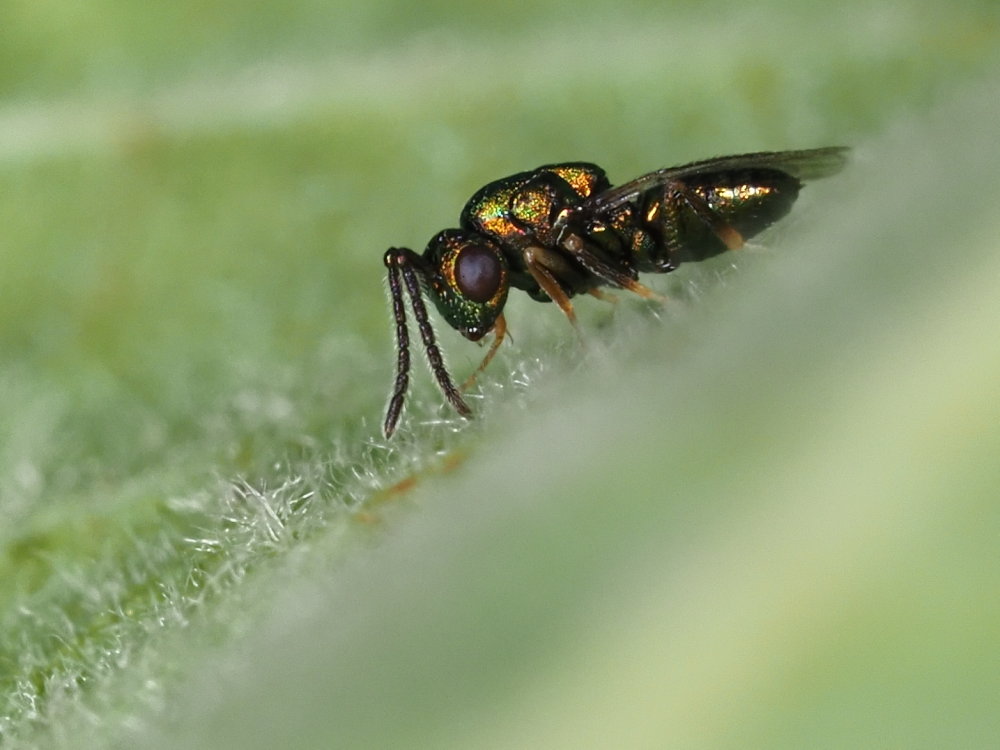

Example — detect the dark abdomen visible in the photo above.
[662,168,802,264]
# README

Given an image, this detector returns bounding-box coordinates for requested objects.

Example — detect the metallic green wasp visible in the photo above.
[383,146,848,436]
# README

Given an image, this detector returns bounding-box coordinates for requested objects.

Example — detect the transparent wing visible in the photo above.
[579,146,849,215]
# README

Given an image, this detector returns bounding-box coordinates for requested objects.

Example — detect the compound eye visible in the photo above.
[454,244,502,303]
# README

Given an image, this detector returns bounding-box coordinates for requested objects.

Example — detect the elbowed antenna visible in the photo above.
[383,248,472,438]
[383,249,412,438]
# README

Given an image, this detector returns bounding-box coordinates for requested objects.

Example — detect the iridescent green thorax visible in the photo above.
[461,163,610,254]
[543,163,607,199]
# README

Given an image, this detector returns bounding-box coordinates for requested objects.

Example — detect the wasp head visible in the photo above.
[382,230,508,438]
[423,229,509,341]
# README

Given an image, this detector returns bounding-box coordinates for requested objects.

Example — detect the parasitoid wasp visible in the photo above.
[382,146,848,437]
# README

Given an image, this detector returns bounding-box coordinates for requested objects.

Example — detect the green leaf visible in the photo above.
[1,1,998,747]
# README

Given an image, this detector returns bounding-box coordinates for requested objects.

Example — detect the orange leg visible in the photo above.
[461,313,508,391]
[524,249,580,330]
[560,232,667,304]
[670,183,746,250]
[617,276,668,303]
[588,288,620,304]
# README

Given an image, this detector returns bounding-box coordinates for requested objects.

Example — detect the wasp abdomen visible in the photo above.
[657,168,802,264]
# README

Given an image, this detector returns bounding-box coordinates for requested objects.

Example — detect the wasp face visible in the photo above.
[423,229,509,341]
[381,230,509,437]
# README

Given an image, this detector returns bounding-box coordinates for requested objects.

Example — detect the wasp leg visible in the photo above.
[524,247,578,324]
[588,288,619,304]
[560,232,667,303]
[461,313,507,392]
[522,246,601,353]
[668,182,745,250]
[617,276,664,302]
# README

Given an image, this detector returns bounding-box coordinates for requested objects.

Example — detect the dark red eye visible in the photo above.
[454,244,502,303]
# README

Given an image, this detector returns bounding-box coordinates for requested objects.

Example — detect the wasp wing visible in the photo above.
[579,146,848,215]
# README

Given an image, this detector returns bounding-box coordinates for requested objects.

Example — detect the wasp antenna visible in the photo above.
[397,253,473,422]
[383,251,412,438]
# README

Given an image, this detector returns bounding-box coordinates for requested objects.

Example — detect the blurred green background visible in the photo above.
[1,0,998,747]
